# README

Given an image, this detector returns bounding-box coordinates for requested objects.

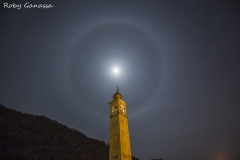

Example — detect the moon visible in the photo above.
[113,67,119,74]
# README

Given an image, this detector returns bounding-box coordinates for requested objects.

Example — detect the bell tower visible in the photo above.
[109,87,132,160]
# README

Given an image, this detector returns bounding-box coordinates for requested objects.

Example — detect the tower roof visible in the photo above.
[112,92,123,98]
[112,86,123,99]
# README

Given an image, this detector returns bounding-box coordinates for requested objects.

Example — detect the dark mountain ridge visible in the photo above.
[0,104,139,160]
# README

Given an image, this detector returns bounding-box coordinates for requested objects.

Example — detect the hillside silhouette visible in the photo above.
[0,104,139,160]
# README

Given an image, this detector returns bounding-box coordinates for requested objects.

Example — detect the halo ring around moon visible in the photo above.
[68,21,162,115]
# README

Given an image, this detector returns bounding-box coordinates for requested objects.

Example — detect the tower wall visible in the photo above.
[109,92,132,160]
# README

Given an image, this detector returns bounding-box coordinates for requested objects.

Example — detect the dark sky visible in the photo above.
[1,1,240,160]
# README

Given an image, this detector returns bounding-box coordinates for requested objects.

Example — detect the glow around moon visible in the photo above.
[69,22,161,114]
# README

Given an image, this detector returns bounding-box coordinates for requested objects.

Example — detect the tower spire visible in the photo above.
[116,86,119,93]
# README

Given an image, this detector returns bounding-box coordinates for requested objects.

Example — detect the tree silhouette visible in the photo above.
[0,104,139,160]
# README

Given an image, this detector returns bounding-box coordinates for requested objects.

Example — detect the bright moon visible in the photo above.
[113,68,119,74]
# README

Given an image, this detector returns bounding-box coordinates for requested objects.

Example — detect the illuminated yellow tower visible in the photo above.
[109,87,132,160]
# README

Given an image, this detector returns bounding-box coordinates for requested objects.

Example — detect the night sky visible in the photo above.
[1,1,240,160]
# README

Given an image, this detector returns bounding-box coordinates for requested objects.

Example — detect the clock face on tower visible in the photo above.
[112,104,117,114]
[120,105,125,114]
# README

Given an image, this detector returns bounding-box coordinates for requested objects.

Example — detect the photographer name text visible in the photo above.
[3,2,54,10]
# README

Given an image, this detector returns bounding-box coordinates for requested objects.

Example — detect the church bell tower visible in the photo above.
[109,87,132,160]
